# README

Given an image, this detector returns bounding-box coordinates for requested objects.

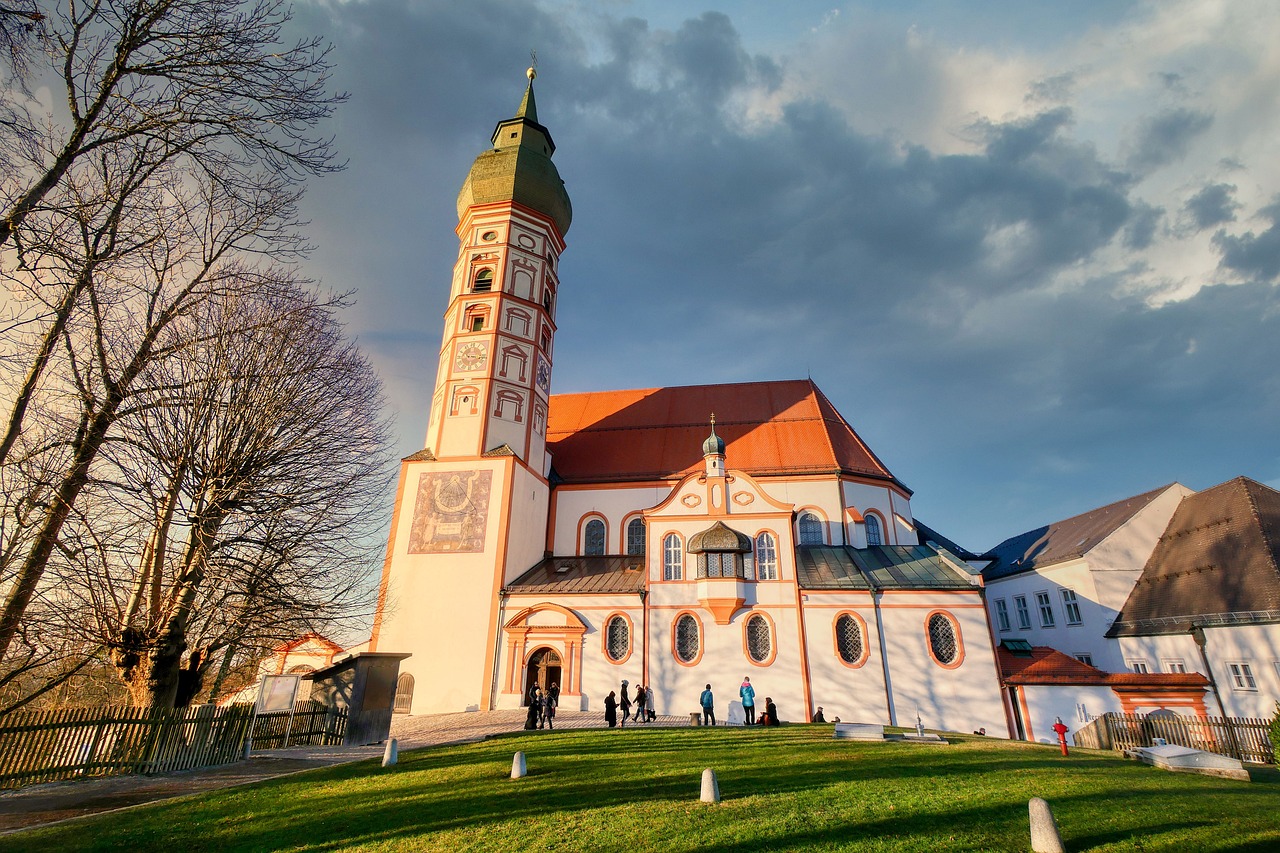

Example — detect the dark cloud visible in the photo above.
[1124,201,1163,249]
[275,2,1279,551]
[1214,197,1280,281]
[1126,107,1213,173]
[1185,183,1239,229]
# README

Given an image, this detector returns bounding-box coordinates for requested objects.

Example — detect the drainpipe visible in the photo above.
[490,588,509,710]
[640,588,648,691]
[871,584,896,726]
[1191,625,1241,759]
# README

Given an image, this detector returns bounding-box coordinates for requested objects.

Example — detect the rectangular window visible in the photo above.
[1127,659,1149,674]
[1075,653,1094,666]
[1014,595,1031,630]
[1162,659,1186,673]
[1228,662,1257,690]
[994,599,1011,632]
[1035,591,1055,628]
[1060,589,1082,625]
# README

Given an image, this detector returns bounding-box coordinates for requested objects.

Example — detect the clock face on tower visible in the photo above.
[535,354,551,393]
[454,341,488,372]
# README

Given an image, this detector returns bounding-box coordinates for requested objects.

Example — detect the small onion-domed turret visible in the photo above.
[702,414,726,457]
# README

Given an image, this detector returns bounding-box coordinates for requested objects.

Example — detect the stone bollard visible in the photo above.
[1029,797,1066,853]
[382,738,398,768]
[511,751,527,779]
[700,768,720,803]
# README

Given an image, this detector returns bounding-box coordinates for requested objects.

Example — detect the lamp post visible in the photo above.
[1191,625,1241,760]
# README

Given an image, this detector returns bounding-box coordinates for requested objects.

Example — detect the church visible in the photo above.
[369,70,1008,736]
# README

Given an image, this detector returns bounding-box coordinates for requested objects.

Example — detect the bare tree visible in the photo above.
[1,0,343,248]
[99,283,391,707]
[0,150,310,667]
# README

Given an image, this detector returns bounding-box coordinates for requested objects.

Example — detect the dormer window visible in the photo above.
[472,269,493,292]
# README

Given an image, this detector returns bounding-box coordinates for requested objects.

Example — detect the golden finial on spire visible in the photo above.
[710,413,717,428]
[528,49,537,81]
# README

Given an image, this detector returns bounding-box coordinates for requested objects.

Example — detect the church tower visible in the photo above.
[427,66,572,463]
[371,69,571,714]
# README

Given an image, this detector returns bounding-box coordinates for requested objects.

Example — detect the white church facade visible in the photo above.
[369,71,1009,736]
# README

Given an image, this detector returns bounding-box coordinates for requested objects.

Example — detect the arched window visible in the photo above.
[663,534,683,580]
[835,614,865,665]
[675,614,699,663]
[626,518,646,556]
[798,511,824,545]
[605,615,630,662]
[928,613,960,666]
[584,519,606,555]
[755,532,778,580]
[472,268,493,292]
[393,673,414,714]
[865,514,883,547]
[746,614,772,664]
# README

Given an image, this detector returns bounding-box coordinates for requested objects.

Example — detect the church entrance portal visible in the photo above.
[524,647,562,705]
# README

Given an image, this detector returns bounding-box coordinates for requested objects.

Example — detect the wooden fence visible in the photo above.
[0,699,349,790]
[1074,712,1274,764]
[0,703,254,789]
[249,700,347,749]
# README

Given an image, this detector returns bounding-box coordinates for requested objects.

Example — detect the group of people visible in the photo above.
[602,680,655,727]
[524,681,559,730]
[736,677,780,726]
[533,675,789,730]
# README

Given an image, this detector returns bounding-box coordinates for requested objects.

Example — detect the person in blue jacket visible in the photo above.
[739,677,756,725]
[700,683,715,726]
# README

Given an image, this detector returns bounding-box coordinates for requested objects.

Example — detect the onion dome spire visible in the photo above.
[702,413,726,457]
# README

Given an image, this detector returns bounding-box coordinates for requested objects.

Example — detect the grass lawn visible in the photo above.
[6,726,1280,852]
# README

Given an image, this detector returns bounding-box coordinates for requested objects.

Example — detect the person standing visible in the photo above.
[525,685,541,730]
[700,683,715,726]
[619,680,631,727]
[604,691,618,728]
[632,682,646,723]
[541,687,556,729]
[740,677,756,725]
[645,684,656,722]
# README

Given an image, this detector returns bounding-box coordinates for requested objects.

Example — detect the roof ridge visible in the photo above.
[1240,477,1280,581]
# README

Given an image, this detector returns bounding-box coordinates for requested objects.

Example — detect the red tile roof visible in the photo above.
[997,646,1109,684]
[547,379,903,487]
[997,645,1208,690]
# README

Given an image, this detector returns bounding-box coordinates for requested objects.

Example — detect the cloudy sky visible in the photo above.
[289,0,1280,552]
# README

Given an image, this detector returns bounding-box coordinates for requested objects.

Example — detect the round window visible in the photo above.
[481,231,497,241]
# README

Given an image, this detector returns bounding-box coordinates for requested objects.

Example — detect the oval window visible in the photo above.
[606,615,630,662]
[481,231,497,241]
[746,614,771,663]
[836,614,864,664]
[928,613,959,665]
[675,614,699,663]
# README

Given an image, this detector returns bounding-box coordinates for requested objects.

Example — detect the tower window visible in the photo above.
[798,512,824,545]
[472,269,493,292]
[865,514,883,546]
[626,518,645,556]
[470,316,484,332]
[583,519,605,556]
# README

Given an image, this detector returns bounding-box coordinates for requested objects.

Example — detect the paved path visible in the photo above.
[0,709,698,835]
